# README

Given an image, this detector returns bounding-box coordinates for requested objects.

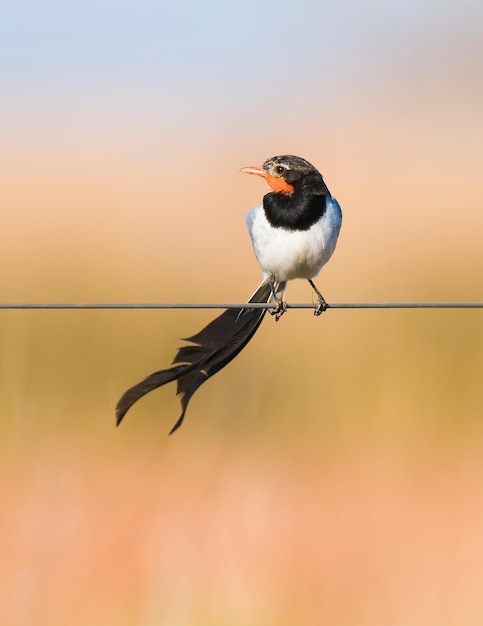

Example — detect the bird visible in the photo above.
[115,155,342,434]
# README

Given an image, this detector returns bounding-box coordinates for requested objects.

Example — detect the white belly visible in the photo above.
[246,198,342,282]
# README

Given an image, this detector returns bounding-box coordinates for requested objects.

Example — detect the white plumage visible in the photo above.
[246,197,342,282]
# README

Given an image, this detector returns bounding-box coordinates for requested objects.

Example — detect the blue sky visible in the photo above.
[3,1,482,104]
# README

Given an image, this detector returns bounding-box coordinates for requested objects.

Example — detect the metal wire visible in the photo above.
[0,302,482,310]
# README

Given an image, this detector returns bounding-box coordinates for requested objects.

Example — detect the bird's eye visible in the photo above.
[274,165,286,176]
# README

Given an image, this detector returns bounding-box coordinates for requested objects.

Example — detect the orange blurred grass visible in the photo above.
[0,250,482,623]
[2,429,483,625]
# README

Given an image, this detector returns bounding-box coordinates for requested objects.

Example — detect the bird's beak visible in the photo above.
[240,164,294,194]
[239,165,267,178]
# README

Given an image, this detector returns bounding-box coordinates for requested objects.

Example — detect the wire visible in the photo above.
[0,302,482,310]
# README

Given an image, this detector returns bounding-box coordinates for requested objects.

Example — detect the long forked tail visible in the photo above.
[115,280,285,434]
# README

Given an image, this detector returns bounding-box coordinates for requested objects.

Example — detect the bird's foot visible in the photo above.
[308,279,328,316]
[314,296,328,316]
[270,299,287,321]
[268,277,287,321]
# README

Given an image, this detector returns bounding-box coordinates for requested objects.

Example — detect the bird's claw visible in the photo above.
[314,298,328,316]
[270,300,287,321]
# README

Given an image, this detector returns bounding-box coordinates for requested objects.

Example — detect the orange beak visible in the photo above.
[239,165,267,177]
[240,165,294,194]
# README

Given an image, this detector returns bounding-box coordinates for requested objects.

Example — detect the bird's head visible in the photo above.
[240,155,325,195]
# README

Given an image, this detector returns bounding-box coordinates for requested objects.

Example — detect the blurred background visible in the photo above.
[1,1,483,624]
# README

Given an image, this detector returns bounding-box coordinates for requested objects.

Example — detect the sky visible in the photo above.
[3,1,482,133]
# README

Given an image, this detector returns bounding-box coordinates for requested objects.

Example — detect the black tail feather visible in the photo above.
[115,281,277,434]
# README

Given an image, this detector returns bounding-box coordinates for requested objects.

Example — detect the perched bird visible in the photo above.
[115,155,342,434]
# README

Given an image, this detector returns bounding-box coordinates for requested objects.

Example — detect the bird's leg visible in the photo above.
[268,276,287,321]
[308,279,328,316]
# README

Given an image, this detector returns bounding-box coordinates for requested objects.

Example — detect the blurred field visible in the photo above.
[1,139,482,624]
[2,1,483,624]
